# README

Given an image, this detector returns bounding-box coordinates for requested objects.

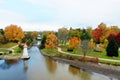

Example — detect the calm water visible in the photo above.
[0,42,119,80]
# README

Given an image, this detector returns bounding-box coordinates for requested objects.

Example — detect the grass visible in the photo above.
[99,60,120,66]
[0,42,17,48]
[0,42,22,56]
[41,48,58,56]
[60,46,120,66]
[41,46,120,66]
[60,45,120,60]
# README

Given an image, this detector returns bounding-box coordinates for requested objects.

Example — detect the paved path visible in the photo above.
[58,47,120,62]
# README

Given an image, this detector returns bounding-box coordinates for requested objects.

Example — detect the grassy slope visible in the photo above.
[0,42,17,48]
[61,46,120,60]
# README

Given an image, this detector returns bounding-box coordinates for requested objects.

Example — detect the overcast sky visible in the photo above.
[0,0,120,31]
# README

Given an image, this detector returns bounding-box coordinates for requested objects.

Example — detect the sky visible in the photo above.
[0,0,120,31]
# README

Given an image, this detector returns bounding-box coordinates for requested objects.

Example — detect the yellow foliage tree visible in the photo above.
[4,24,25,42]
[45,33,57,49]
[88,39,96,50]
[31,31,38,39]
[103,39,108,49]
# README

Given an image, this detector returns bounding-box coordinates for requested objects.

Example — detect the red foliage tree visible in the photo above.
[108,32,116,41]
[115,32,120,47]
[92,28,103,43]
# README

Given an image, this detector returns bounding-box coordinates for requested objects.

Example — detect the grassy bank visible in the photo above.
[0,42,17,48]
[0,42,23,60]
[59,46,120,66]
[41,48,58,56]
[60,46,120,60]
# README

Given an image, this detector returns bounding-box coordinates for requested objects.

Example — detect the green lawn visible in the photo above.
[60,46,120,60]
[41,48,58,56]
[0,42,22,55]
[0,42,17,48]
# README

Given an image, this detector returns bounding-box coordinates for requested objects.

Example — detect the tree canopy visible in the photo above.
[4,24,24,42]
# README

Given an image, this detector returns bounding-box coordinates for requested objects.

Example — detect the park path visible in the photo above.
[58,47,120,63]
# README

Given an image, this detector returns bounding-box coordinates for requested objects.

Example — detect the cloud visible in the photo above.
[25,0,120,28]
[0,9,27,29]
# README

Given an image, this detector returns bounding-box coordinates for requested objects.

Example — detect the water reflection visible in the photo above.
[5,59,19,64]
[0,60,11,69]
[0,44,119,80]
[69,65,80,75]
[23,60,28,72]
[69,65,91,80]
[45,57,57,73]
[0,59,19,70]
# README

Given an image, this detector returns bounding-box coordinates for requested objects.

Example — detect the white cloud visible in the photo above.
[0,9,27,23]
[0,9,27,29]
[25,0,120,28]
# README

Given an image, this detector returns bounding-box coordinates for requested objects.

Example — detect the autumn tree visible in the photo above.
[69,29,81,39]
[110,26,120,34]
[58,27,68,45]
[92,22,110,43]
[45,33,57,49]
[103,39,108,49]
[115,32,120,47]
[67,37,81,51]
[88,39,96,50]
[31,31,38,39]
[4,24,24,42]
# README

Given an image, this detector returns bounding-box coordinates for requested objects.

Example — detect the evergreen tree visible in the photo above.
[80,29,91,40]
[106,37,118,57]
[40,35,46,49]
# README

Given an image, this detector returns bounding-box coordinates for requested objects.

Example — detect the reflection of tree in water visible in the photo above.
[45,57,57,73]
[23,60,28,72]
[79,69,91,80]
[5,59,19,64]
[69,65,80,75]
[69,65,91,80]
[0,59,19,70]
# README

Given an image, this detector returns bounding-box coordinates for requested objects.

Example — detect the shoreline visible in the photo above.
[0,55,21,60]
[40,50,120,79]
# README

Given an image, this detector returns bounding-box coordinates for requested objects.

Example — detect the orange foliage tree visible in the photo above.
[45,33,57,49]
[68,37,81,51]
[4,24,25,42]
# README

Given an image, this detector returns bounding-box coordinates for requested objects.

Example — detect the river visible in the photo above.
[0,41,119,80]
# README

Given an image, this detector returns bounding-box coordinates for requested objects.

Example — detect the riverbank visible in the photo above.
[0,55,22,60]
[40,50,120,79]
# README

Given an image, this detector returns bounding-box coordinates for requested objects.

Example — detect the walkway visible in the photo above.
[58,47,120,63]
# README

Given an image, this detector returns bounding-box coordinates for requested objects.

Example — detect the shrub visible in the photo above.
[106,37,118,57]
[67,46,74,51]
